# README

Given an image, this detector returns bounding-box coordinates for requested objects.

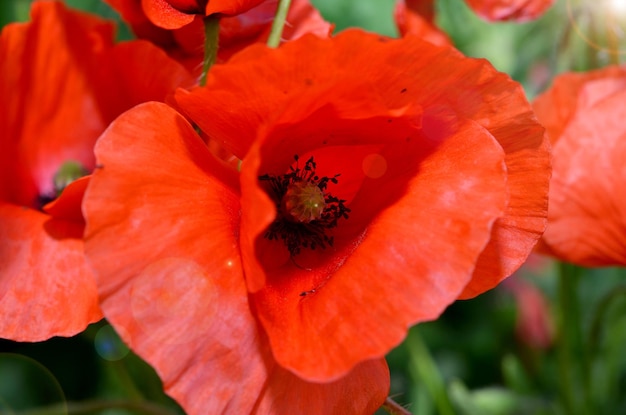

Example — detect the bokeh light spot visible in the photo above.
[0,354,66,414]
[362,153,388,179]
[94,324,130,361]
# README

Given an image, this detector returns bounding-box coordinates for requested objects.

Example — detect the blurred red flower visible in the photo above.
[465,0,556,22]
[502,260,554,350]
[0,1,192,341]
[533,66,626,266]
[104,0,331,72]
[84,30,549,412]
[395,0,554,26]
[513,279,553,350]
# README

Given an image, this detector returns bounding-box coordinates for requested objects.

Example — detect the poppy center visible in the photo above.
[282,181,326,223]
[259,155,350,256]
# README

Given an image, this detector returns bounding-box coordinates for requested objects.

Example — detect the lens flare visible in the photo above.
[567,0,626,55]
[607,0,626,15]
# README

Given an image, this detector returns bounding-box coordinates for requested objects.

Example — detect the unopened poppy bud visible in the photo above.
[282,181,326,223]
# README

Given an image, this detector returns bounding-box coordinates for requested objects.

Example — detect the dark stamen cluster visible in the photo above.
[259,155,350,256]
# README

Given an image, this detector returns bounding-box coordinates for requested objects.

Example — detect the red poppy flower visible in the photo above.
[465,0,556,22]
[533,66,626,266]
[394,0,451,46]
[0,1,192,341]
[84,29,548,411]
[395,0,554,29]
[104,0,330,72]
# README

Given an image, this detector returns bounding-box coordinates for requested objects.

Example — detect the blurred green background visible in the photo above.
[1,0,626,414]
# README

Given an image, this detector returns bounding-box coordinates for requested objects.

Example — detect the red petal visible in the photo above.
[280,0,332,41]
[84,102,388,413]
[94,40,194,122]
[0,203,101,341]
[205,0,267,16]
[465,0,556,22]
[394,0,452,46]
[532,66,626,146]
[535,73,626,265]
[43,176,90,224]
[168,0,202,10]
[141,0,196,29]
[104,0,183,52]
[254,358,389,414]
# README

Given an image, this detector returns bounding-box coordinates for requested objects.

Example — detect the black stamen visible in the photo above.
[259,155,351,257]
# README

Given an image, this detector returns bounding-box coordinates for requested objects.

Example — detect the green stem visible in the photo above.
[266,0,292,48]
[381,397,413,415]
[406,328,455,415]
[556,263,576,415]
[199,14,221,87]
[111,359,144,401]
[17,400,177,415]
[588,285,626,354]
[556,263,591,415]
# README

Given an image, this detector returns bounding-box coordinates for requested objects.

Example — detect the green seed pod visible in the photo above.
[282,181,326,223]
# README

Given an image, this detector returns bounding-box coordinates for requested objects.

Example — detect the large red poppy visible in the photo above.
[104,0,330,72]
[0,1,192,341]
[533,66,626,266]
[465,0,556,22]
[84,29,548,411]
